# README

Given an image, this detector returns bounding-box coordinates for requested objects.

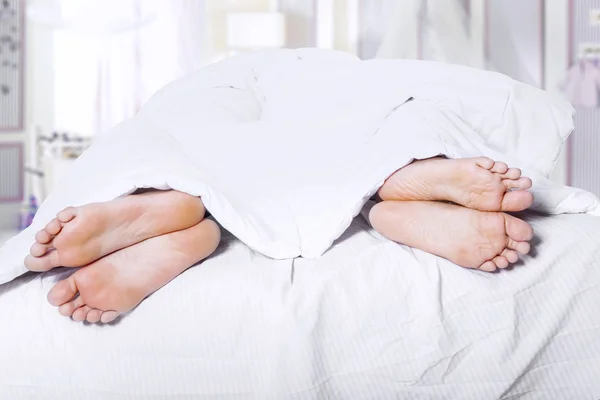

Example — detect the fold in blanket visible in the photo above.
[1,49,599,285]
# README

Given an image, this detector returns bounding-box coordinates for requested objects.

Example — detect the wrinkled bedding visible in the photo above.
[1,48,599,285]
[1,209,599,399]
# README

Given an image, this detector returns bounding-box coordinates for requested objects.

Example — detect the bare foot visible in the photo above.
[369,201,533,272]
[47,219,221,323]
[25,191,206,272]
[378,157,534,212]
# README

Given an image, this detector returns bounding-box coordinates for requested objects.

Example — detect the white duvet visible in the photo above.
[0,48,599,284]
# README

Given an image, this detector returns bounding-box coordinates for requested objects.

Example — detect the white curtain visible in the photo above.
[376,0,484,69]
[357,0,399,59]
[372,0,424,59]
[53,0,209,136]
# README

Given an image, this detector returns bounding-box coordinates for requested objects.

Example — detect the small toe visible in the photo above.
[86,309,103,323]
[504,177,533,191]
[478,260,497,272]
[475,157,495,170]
[501,249,520,263]
[493,256,510,269]
[501,168,522,180]
[100,311,120,324]
[501,191,534,212]
[45,218,63,236]
[57,207,77,224]
[491,161,509,174]
[25,250,60,272]
[508,239,531,255]
[48,277,78,307]
[58,296,84,317]
[35,229,53,245]
[30,242,51,257]
[72,306,92,322]
[505,177,533,191]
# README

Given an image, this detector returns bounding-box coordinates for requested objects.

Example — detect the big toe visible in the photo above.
[504,214,534,242]
[501,190,534,212]
[48,278,78,307]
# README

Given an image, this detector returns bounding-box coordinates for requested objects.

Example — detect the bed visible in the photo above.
[1,206,600,398]
[1,47,600,399]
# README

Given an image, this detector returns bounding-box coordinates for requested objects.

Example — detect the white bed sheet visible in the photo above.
[1,208,599,399]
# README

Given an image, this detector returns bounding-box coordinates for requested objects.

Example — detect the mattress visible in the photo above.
[1,207,599,399]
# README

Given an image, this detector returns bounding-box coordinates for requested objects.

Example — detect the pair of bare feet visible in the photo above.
[25,191,221,324]
[24,157,533,324]
[371,156,534,271]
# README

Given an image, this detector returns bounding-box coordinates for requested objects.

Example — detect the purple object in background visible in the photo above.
[19,195,37,231]
[18,203,28,231]
[26,195,38,228]
[561,60,600,108]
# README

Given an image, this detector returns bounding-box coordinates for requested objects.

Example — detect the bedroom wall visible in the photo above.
[483,0,572,186]
[207,0,273,57]
[0,19,55,230]
[566,0,600,196]
[487,0,571,187]
[546,0,570,186]
[539,0,600,191]
[209,0,320,56]
[486,0,544,88]
[486,1,570,187]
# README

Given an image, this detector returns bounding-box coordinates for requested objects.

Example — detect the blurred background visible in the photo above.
[0,0,597,239]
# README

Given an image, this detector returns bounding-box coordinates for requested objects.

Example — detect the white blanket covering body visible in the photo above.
[0,49,599,284]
